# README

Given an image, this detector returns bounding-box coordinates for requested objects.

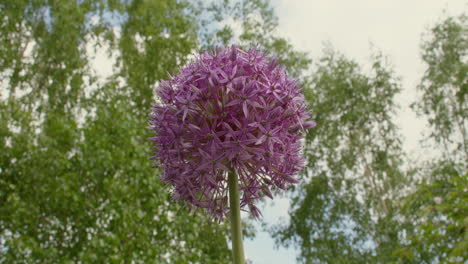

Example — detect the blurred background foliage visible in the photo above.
[0,0,466,263]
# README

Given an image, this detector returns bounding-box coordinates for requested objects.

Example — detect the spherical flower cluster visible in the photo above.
[149,46,315,220]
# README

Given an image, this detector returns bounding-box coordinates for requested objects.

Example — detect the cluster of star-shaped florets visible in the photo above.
[149,45,315,220]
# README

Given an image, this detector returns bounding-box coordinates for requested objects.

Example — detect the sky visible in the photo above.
[243,0,467,263]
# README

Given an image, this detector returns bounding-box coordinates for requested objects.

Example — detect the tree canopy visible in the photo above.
[271,47,408,263]
[272,13,467,264]
[0,0,466,263]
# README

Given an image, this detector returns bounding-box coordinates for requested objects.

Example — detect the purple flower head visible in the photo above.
[149,45,315,220]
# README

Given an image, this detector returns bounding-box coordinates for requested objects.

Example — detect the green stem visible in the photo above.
[228,170,245,264]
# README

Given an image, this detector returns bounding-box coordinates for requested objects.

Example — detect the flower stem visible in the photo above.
[228,170,245,264]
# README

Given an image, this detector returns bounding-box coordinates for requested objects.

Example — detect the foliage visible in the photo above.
[199,0,311,79]
[392,13,468,264]
[411,14,467,164]
[393,161,467,263]
[271,12,467,264]
[0,88,232,263]
[0,0,308,262]
[3,0,464,263]
[0,0,248,263]
[272,47,408,263]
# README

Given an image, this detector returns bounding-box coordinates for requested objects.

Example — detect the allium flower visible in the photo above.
[149,45,315,220]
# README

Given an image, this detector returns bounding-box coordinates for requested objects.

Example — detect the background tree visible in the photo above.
[5,1,464,263]
[0,0,307,262]
[0,0,230,263]
[271,47,409,263]
[199,0,311,79]
[271,12,467,264]
[393,13,467,264]
[412,14,467,164]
